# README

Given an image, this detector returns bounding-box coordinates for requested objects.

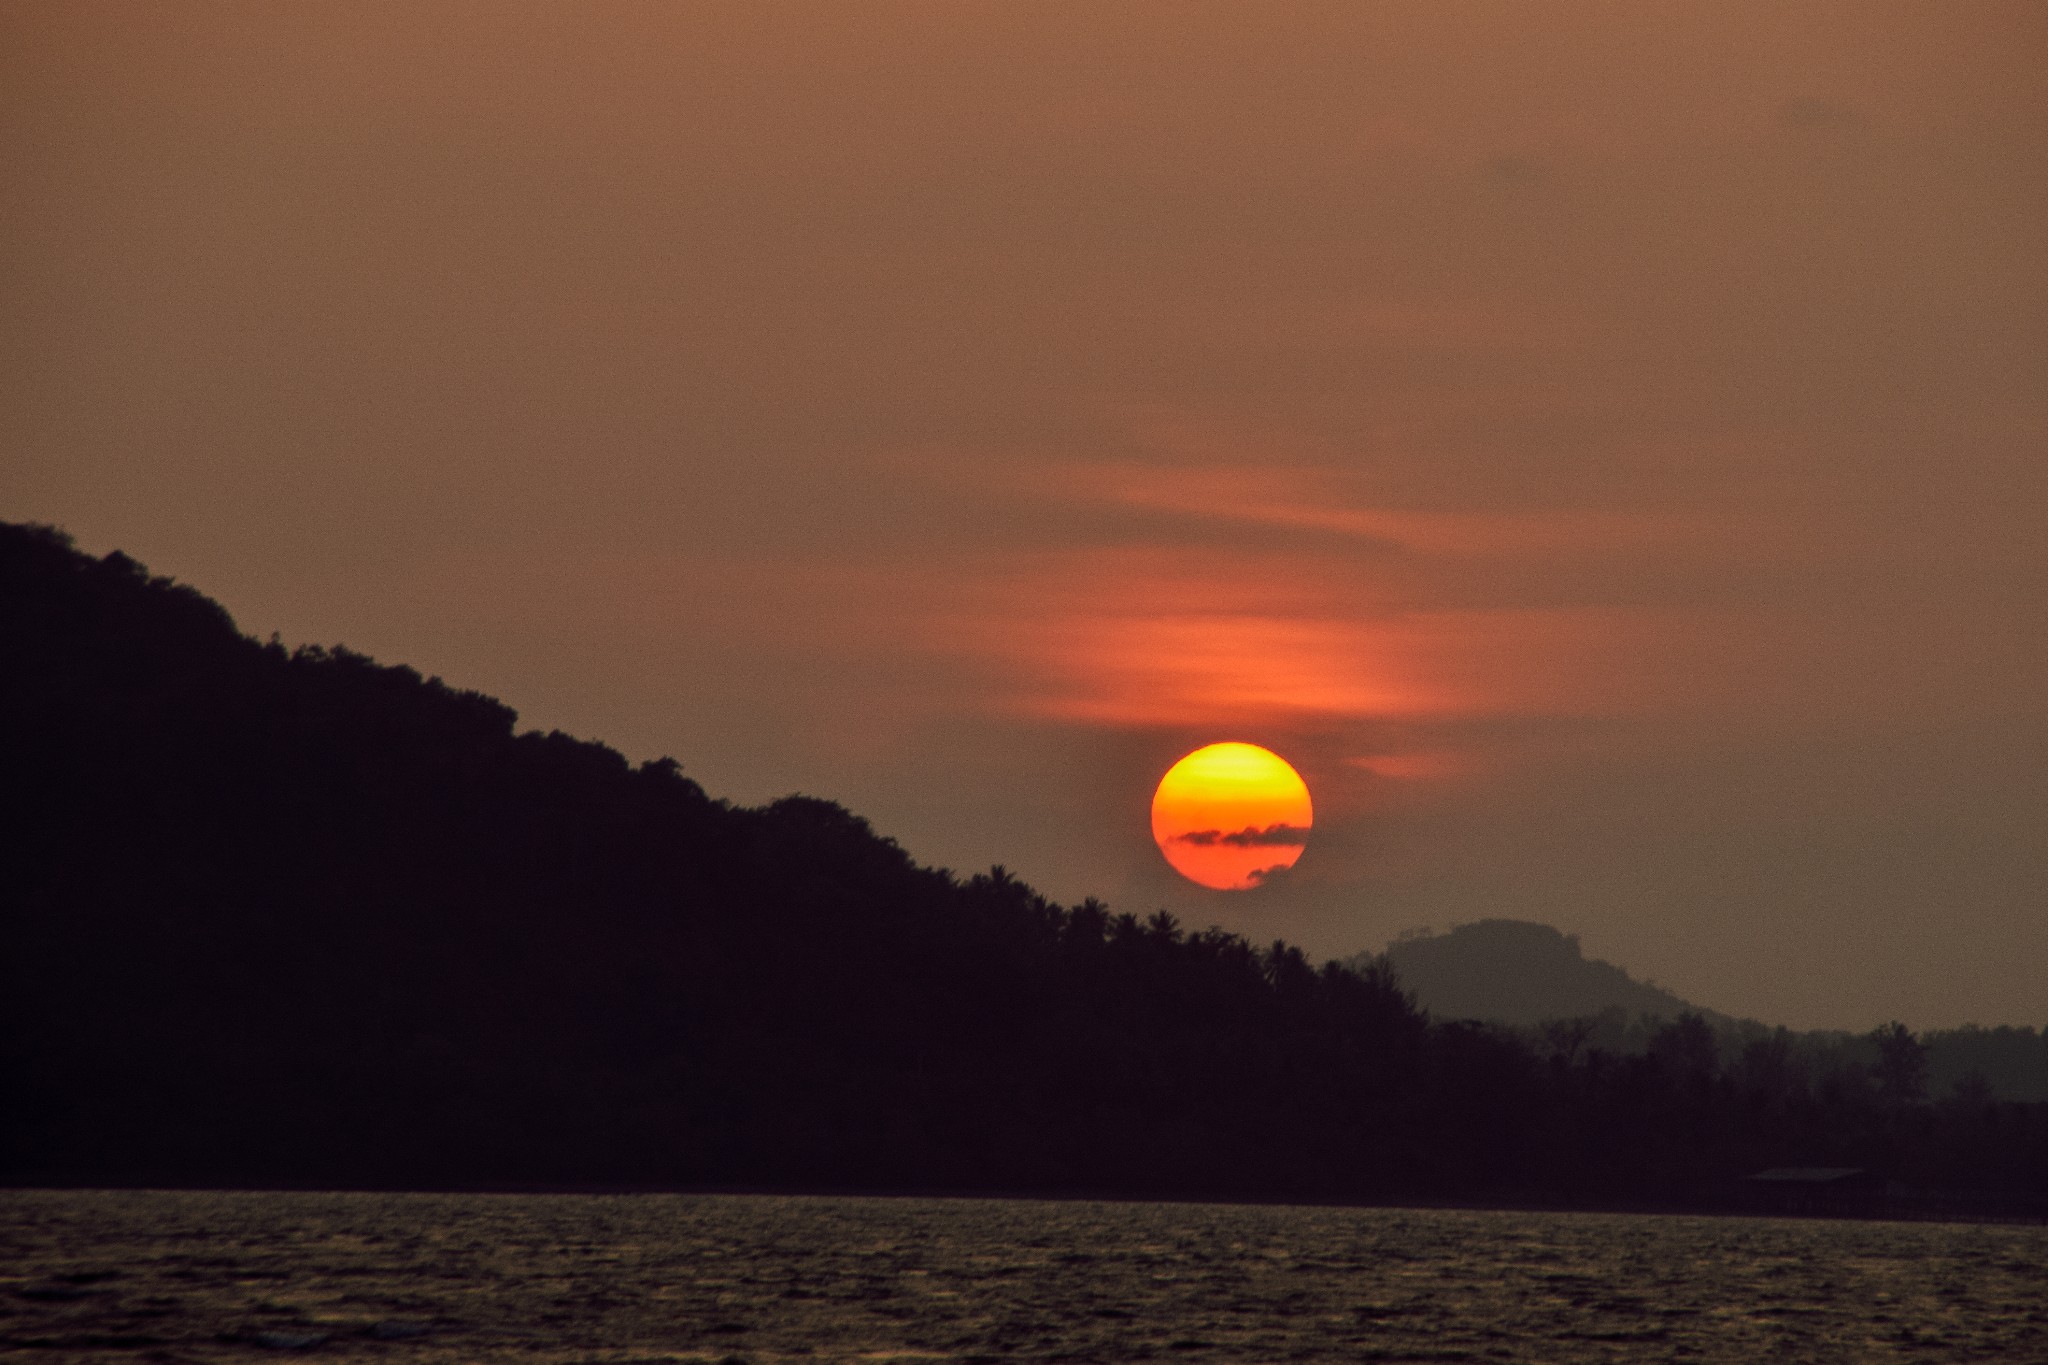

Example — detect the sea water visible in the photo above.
[3,1189,2044,1362]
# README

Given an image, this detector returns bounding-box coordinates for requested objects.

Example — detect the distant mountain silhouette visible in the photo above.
[1347,922,2048,1103]
[1345,920,1713,1028]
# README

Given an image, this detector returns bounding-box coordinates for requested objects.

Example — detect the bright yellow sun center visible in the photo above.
[1150,742,1313,890]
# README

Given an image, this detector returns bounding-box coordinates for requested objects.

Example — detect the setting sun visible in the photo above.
[1150,743,1313,890]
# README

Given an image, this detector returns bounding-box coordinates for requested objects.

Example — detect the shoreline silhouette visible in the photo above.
[4,520,2043,1219]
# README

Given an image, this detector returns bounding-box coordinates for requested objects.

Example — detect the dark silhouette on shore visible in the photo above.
[3,521,2043,1216]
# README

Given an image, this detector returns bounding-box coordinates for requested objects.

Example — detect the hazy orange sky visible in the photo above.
[6,2,2043,1029]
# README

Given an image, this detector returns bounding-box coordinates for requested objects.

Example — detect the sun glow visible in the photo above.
[1150,742,1313,890]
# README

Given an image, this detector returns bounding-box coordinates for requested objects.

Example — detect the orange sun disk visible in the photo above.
[1150,743,1313,890]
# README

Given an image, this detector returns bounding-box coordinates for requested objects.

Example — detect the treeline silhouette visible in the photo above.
[4,521,2044,1213]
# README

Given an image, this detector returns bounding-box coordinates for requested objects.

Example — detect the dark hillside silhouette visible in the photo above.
[3,521,2043,1215]
[0,522,1428,1195]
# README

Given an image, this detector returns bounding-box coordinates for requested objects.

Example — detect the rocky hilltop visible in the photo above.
[1345,920,1708,1027]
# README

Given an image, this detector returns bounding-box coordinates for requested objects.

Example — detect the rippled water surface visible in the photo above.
[3,1190,2045,1362]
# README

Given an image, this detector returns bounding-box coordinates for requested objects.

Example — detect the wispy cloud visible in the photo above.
[1043,459,1697,557]
[1174,823,1310,848]
[939,545,1662,730]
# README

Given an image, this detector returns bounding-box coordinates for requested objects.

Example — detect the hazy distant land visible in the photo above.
[1344,920,2048,1103]
[4,520,2044,1218]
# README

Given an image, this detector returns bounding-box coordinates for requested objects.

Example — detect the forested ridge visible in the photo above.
[4,521,2044,1213]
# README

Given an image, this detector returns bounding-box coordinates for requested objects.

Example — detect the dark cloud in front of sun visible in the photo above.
[1174,824,1311,849]
[1244,863,1296,888]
